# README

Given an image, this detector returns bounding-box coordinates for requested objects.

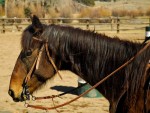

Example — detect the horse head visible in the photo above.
[8,15,56,102]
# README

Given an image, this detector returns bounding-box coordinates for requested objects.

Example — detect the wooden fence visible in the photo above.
[0,17,150,33]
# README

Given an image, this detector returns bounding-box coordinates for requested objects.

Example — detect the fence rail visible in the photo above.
[0,17,150,33]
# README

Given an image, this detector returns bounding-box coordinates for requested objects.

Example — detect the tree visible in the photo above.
[24,7,31,17]
[0,0,5,16]
[0,0,5,5]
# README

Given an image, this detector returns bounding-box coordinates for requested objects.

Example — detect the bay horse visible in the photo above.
[8,15,150,113]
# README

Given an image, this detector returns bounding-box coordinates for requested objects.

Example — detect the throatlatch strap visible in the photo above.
[36,45,45,70]
[45,43,62,80]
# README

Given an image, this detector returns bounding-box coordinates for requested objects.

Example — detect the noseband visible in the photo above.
[22,37,62,101]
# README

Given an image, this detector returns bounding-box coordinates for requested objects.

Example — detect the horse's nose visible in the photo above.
[8,89,15,99]
[8,89,20,102]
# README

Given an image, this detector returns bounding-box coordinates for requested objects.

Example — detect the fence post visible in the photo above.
[86,19,90,30]
[145,26,150,42]
[12,17,17,32]
[59,18,63,25]
[110,17,113,31]
[16,19,20,32]
[117,17,120,33]
[2,18,5,33]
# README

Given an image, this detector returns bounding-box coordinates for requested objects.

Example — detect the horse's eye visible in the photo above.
[26,50,32,56]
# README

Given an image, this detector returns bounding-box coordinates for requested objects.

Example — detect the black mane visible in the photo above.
[22,24,150,108]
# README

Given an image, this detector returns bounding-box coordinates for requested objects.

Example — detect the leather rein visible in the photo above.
[23,36,150,111]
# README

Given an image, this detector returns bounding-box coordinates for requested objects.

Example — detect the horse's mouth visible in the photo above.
[12,96,25,102]
[12,93,28,102]
[13,98,22,102]
[8,89,26,102]
[9,93,30,102]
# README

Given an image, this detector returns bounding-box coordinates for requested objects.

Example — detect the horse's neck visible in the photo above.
[58,37,139,83]
[52,30,150,113]
[57,34,143,101]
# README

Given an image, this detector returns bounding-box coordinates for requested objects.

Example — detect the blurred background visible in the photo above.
[0,0,150,19]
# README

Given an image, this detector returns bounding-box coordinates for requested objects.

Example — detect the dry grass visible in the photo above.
[78,8,92,18]
[78,7,111,23]
[79,7,146,21]
[79,7,111,18]
[128,8,145,18]
[77,8,92,23]
[7,2,25,18]
[91,7,111,18]
[7,2,45,18]
[146,7,150,16]
[47,8,59,18]
[5,1,150,19]
[45,8,59,23]
[112,8,145,17]
[29,3,44,18]
[59,7,73,23]
[112,9,129,17]
[0,5,5,16]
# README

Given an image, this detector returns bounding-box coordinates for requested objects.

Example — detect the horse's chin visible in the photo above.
[13,96,25,102]
[13,92,31,102]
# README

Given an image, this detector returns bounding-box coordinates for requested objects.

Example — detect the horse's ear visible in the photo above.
[30,15,43,32]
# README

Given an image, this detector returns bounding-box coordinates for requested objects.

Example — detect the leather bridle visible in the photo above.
[22,37,62,101]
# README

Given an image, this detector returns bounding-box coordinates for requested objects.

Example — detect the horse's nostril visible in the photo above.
[8,89,21,102]
[8,89,15,98]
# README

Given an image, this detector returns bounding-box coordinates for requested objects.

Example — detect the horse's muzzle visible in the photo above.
[8,89,25,102]
[8,86,30,102]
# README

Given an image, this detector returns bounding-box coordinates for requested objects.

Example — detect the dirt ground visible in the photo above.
[0,31,145,113]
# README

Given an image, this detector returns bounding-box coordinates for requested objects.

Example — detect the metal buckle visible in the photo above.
[22,84,30,101]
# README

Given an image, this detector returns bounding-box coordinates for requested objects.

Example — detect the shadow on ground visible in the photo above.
[50,86,78,95]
